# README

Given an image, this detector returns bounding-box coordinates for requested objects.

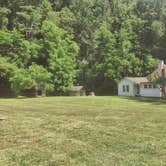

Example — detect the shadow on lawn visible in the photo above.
[0,96,36,100]
[120,96,166,105]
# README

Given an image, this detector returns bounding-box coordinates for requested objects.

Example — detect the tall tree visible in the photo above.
[41,20,79,93]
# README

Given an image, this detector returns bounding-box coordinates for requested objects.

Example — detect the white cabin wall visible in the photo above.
[140,84,162,97]
[118,79,135,96]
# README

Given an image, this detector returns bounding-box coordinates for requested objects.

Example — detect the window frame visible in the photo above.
[126,85,129,92]
[144,84,147,89]
[153,84,157,89]
[123,85,125,92]
[122,85,130,92]
[149,84,152,88]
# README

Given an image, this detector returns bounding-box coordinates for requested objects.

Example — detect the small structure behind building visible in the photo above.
[22,87,46,97]
[69,86,86,96]
[89,92,95,96]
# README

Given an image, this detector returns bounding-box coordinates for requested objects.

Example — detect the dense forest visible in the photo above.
[0,0,166,96]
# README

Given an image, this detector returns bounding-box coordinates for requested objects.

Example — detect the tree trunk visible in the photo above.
[163,83,166,98]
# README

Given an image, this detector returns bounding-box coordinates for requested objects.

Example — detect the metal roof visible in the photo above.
[125,77,149,84]
[72,86,85,91]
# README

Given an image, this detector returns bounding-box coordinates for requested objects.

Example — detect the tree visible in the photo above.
[0,0,165,96]
[67,0,111,85]
[0,57,17,96]
[0,7,11,29]
[41,20,79,93]
[11,64,53,95]
[155,77,166,98]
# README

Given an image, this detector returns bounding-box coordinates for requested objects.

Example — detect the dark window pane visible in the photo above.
[144,84,147,88]
[123,85,125,92]
[126,85,129,92]
[153,85,157,88]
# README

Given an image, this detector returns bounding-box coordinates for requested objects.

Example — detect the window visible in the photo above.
[144,84,147,89]
[144,84,156,89]
[149,84,152,88]
[153,84,157,88]
[126,85,129,92]
[123,85,125,92]
[122,85,129,92]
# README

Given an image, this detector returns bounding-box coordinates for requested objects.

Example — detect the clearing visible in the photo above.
[0,97,166,166]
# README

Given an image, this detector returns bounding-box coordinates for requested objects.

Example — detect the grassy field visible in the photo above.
[0,97,166,166]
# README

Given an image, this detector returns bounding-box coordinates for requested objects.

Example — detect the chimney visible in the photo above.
[158,60,164,77]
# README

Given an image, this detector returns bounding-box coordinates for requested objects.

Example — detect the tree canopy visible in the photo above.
[0,0,165,95]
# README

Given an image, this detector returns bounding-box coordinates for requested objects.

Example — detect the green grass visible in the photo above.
[0,97,166,166]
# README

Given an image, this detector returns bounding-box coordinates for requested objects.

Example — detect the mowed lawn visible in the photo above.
[0,97,166,166]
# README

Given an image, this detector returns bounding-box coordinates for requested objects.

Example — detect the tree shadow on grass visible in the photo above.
[119,96,166,105]
[0,96,35,100]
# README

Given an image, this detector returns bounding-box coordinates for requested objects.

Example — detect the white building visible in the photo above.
[118,77,161,97]
[118,61,166,98]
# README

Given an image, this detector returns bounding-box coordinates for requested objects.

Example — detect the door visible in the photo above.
[136,84,140,96]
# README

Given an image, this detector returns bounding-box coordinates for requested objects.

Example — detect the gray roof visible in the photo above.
[125,77,149,84]
[72,86,85,91]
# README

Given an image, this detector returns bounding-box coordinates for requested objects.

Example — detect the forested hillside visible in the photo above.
[0,0,166,96]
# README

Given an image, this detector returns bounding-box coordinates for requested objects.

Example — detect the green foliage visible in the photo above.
[0,30,32,67]
[11,64,53,94]
[41,20,79,93]
[152,20,165,38]
[154,77,166,85]
[0,0,165,95]
[0,57,16,79]
[0,7,11,29]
